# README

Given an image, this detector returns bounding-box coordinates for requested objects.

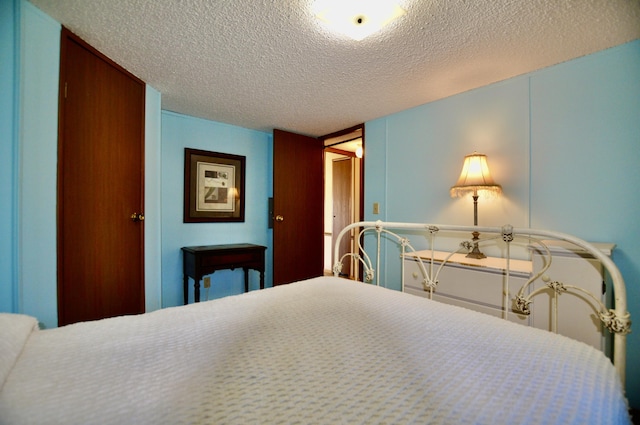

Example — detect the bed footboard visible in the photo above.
[333,220,631,385]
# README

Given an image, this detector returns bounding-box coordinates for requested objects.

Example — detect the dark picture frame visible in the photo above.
[184,148,246,223]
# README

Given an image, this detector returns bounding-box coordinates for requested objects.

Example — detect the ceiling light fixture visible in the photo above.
[313,0,406,41]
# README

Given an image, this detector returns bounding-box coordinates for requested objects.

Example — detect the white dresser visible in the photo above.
[403,242,614,352]
[529,241,615,354]
[403,250,533,326]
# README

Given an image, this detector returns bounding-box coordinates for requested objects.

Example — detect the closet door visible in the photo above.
[57,28,145,325]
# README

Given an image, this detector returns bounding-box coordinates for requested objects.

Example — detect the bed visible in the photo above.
[0,221,633,424]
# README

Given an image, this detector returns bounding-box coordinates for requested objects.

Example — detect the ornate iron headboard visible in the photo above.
[333,220,631,385]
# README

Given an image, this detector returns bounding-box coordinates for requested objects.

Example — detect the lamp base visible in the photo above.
[466,247,487,259]
[465,231,486,259]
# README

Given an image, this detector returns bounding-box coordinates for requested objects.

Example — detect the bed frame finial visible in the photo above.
[600,310,632,335]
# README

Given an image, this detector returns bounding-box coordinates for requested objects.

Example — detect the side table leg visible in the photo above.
[260,270,264,290]
[194,279,200,303]
[183,275,188,305]
[244,268,249,292]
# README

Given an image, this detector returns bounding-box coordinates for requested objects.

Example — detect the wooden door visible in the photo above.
[332,157,352,277]
[57,28,145,325]
[273,129,323,285]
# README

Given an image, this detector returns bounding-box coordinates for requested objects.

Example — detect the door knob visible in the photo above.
[130,212,145,222]
[275,214,284,222]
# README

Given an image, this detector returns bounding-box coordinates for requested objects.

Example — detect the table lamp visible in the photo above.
[450,152,502,258]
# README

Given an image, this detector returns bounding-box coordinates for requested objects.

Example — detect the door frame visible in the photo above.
[321,124,365,278]
[330,154,353,277]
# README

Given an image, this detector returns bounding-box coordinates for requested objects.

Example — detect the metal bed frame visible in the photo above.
[333,220,632,385]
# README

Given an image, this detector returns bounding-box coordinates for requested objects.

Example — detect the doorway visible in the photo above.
[321,125,364,279]
[272,125,363,285]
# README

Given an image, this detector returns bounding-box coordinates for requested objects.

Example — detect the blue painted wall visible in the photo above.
[144,87,163,312]
[160,112,273,306]
[0,0,19,313]
[364,40,640,406]
[530,42,640,406]
[19,1,60,328]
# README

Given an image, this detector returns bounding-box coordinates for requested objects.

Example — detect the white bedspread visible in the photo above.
[0,277,630,424]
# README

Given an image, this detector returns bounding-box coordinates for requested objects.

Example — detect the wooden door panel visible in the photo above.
[273,129,323,285]
[58,29,145,325]
[332,158,352,276]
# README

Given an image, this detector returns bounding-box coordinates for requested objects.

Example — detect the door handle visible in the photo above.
[275,214,284,222]
[130,212,145,222]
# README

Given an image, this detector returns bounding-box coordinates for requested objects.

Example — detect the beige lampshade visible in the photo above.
[450,153,502,197]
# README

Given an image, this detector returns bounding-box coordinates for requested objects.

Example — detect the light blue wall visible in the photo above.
[160,111,273,307]
[364,40,640,406]
[365,74,531,287]
[18,1,60,328]
[530,41,640,407]
[145,87,163,312]
[385,78,530,226]
[0,0,19,313]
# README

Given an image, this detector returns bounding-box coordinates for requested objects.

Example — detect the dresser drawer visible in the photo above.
[403,254,530,324]
[201,251,259,267]
[405,285,531,325]
[404,257,527,308]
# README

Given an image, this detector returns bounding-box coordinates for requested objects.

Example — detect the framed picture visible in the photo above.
[184,148,246,223]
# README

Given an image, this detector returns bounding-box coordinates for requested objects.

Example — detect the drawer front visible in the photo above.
[404,258,528,314]
[201,251,260,267]
[405,285,531,325]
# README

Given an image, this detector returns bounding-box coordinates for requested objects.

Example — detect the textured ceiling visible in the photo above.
[28,0,640,137]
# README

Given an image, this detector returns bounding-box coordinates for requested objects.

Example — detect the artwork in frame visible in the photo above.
[184,148,246,223]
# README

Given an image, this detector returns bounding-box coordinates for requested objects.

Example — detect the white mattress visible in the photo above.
[0,277,631,424]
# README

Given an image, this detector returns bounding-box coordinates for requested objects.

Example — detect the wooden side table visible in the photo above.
[181,243,266,304]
